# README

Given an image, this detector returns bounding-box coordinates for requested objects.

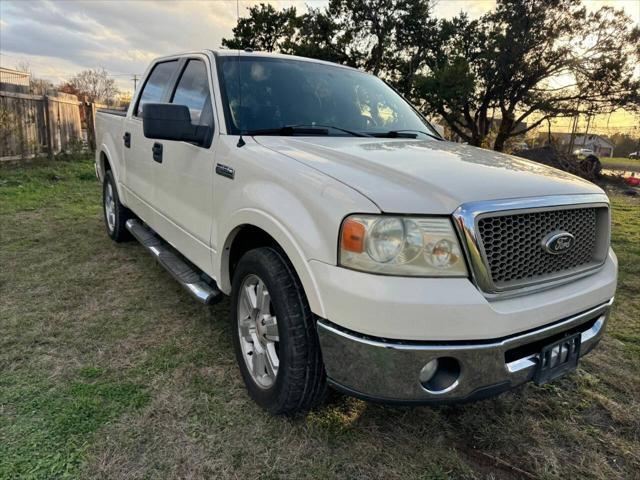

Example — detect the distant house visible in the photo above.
[554,133,615,157]
[0,67,30,93]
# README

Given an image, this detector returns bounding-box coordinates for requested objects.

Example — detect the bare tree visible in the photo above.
[15,60,31,73]
[14,61,54,95]
[68,68,119,105]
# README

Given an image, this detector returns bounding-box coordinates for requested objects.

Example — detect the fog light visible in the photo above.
[420,359,439,383]
[419,356,461,394]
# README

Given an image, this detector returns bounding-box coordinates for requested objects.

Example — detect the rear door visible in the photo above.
[150,55,218,272]
[122,59,179,222]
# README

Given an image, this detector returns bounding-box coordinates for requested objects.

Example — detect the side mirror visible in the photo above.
[141,103,209,145]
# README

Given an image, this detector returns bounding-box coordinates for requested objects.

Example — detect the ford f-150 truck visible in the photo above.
[95,50,617,414]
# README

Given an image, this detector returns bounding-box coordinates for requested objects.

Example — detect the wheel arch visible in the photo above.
[98,150,111,178]
[97,142,128,204]
[218,210,325,318]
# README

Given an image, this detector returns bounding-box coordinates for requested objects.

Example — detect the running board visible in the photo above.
[125,219,222,305]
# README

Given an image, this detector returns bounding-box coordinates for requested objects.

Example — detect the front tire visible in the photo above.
[230,248,326,414]
[103,170,131,242]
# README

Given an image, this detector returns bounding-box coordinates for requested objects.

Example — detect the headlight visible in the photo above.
[339,215,468,277]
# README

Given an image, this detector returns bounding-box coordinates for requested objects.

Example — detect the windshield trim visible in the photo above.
[380,80,443,140]
[213,52,442,139]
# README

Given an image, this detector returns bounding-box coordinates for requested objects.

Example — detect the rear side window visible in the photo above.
[171,59,213,129]
[135,60,178,117]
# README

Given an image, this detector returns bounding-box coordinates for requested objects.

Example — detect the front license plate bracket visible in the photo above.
[534,333,581,385]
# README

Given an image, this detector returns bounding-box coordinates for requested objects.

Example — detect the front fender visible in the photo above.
[211,136,379,318]
[217,208,326,318]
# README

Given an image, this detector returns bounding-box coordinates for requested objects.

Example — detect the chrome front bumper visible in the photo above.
[317,299,613,403]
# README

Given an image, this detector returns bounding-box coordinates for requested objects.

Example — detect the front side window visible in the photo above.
[171,59,213,129]
[135,60,178,117]
[217,56,438,138]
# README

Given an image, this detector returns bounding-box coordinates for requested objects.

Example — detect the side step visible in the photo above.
[125,219,222,305]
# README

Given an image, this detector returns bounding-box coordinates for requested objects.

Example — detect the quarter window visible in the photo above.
[135,60,178,117]
[171,59,213,129]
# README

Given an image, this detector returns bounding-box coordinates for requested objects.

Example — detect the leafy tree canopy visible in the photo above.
[222,0,640,151]
[222,3,297,52]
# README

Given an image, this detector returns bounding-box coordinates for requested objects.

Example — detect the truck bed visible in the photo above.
[95,109,127,173]
[97,108,127,117]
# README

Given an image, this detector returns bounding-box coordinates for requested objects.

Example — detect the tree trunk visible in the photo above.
[493,117,514,152]
[493,133,508,152]
[469,134,484,147]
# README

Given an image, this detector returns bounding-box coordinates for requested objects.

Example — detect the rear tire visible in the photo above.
[103,170,132,242]
[230,247,326,415]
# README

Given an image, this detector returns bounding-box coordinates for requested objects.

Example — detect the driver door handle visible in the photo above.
[152,142,163,163]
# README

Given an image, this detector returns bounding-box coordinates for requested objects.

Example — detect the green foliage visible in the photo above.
[0,106,19,151]
[0,157,98,215]
[0,375,149,479]
[222,0,640,152]
[56,137,87,162]
[78,366,105,380]
[600,157,640,171]
[222,3,297,52]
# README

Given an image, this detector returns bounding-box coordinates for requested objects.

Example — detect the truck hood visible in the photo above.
[255,137,603,214]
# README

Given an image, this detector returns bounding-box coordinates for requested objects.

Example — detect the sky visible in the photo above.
[1,0,638,134]
[0,0,523,90]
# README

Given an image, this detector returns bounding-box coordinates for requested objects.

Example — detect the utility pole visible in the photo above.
[132,74,139,93]
[636,115,640,154]
[568,113,579,154]
[583,114,592,146]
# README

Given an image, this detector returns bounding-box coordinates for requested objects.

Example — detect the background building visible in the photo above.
[0,67,30,93]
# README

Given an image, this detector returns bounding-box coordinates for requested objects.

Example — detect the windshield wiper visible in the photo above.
[372,129,441,140]
[244,124,369,137]
[290,124,371,137]
[244,126,327,136]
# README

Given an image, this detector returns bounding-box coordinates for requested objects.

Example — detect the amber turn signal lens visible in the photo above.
[341,218,365,253]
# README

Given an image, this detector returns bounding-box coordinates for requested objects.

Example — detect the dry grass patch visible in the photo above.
[1,158,638,479]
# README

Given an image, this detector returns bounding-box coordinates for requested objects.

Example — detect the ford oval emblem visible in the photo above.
[542,231,575,255]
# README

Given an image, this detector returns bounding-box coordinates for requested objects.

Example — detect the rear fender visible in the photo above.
[97,136,125,202]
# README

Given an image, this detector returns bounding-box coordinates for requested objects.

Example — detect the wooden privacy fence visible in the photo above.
[0,90,104,161]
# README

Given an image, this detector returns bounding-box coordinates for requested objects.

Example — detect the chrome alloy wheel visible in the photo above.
[237,274,280,389]
[104,183,116,232]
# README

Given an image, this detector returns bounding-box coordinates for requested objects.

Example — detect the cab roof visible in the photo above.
[208,49,359,71]
[146,49,363,79]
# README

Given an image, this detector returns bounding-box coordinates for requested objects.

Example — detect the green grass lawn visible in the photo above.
[1,158,639,479]
[600,156,640,172]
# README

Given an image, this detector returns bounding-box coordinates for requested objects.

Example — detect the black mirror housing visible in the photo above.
[141,103,209,146]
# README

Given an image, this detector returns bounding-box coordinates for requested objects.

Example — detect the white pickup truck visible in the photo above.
[95,50,617,414]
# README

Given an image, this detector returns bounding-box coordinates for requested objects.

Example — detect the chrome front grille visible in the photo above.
[453,194,611,296]
[477,207,599,288]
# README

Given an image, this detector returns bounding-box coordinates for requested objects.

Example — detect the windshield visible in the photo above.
[217,56,439,138]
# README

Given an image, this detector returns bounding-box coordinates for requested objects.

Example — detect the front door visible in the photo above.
[122,59,180,223]
[150,57,217,273]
